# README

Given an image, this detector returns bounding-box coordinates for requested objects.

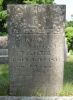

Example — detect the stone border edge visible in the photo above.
[0,96,73,100]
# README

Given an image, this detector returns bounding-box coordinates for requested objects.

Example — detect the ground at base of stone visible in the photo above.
[0,96,73,100]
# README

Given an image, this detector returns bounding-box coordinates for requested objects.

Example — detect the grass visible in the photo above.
[59,55,73,96]
[0,55,73,95]
[0,64,9,95]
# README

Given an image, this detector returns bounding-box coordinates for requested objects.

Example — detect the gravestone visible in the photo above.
[8,5,66,96]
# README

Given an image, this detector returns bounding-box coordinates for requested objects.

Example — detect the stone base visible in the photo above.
[0,96,73,100]
[0,55,8,64]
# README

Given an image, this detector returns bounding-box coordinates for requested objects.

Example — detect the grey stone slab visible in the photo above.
[0,97,73,100]
[0,49,8,64]
[0,49,8,55]
[0,55,8,64]
[8,5,66,96]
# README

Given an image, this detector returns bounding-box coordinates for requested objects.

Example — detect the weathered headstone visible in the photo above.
[8,5,66,96]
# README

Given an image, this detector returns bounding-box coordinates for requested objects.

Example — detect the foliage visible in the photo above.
[69,50,73,55]
[0,0,3,5]
[65,27,73,51]
[66,21,73,27]
[0,0,7,34]
[0,32,7,36]
[23,0,54,4]
[0,10,7,21]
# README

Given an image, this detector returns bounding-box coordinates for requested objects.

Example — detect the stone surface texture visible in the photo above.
[0,54,8,64]
[0,96,73,100]
[8,5,66,96]
[0,49,8,64]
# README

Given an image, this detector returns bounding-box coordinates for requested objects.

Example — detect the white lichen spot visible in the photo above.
[17,8,21,11]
